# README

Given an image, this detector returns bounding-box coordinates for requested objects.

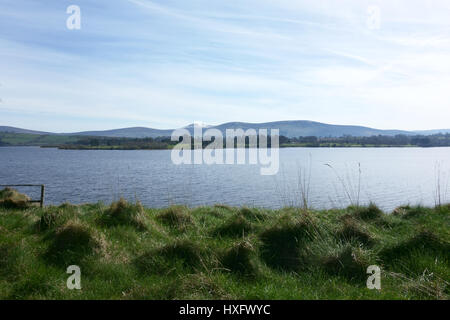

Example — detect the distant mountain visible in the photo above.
[414,129,450,135]
[68,127,173,138]
[66,121,414,138]
[208,121,411,138]
[0,121,448,138]
[0,126,51,135]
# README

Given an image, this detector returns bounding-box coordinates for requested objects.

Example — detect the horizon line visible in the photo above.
[1,120,449,134]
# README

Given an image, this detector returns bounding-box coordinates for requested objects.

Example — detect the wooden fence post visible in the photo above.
[40,185,45,208]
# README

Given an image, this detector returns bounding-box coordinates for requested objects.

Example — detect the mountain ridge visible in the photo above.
[1,121,449,138]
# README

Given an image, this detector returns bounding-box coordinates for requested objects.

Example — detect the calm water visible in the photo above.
[0,147,449,211]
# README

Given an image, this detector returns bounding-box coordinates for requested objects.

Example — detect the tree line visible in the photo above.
[1,133,449,149]
[59,133,450,149]
[281,133,450,147]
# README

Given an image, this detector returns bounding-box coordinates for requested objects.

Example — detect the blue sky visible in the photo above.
[1,0,450,132]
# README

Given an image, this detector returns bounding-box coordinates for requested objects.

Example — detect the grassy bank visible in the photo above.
[0,189,449,300]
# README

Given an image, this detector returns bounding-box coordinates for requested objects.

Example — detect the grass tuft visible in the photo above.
[381,230,449,262]
[168,273,230,299]
[0,188,31,209]
[220,239,260,277]
[135,240,208,275]
[213,214,253,237]
[379,230,450,280]
[323,245,372,281]
[351,203,383,221]
[214,204,233,211]
[44,220,99,266]
[100,198,147,230]
[38,205,77,231]
[260,216,316,271]
[392,206,432,219]
[239,207,268,222]
[337,216,375,247]
[156,206,192,229]
[392,205,410,217]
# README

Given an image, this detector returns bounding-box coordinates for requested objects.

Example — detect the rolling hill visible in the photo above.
[69,127,173,138]
[0,121,448,139]
[208,121,411,138]
[0,126,51,135]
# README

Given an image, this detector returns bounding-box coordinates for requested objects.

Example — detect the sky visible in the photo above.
[0,0,450,132]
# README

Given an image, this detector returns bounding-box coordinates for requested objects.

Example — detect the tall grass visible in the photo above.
[297,157,312,211]
[434,162,449,208]
[325,163,362,207]
[275,158,312,210]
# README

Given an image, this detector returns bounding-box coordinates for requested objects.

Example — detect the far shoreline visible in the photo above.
[39,144,436,150]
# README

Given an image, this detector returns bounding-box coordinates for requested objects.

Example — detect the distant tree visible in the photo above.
[412,137,432,147]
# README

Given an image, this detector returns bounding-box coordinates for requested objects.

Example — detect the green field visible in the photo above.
[0,189,449,300]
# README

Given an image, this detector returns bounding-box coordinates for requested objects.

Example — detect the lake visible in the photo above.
[0,146,449,211]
